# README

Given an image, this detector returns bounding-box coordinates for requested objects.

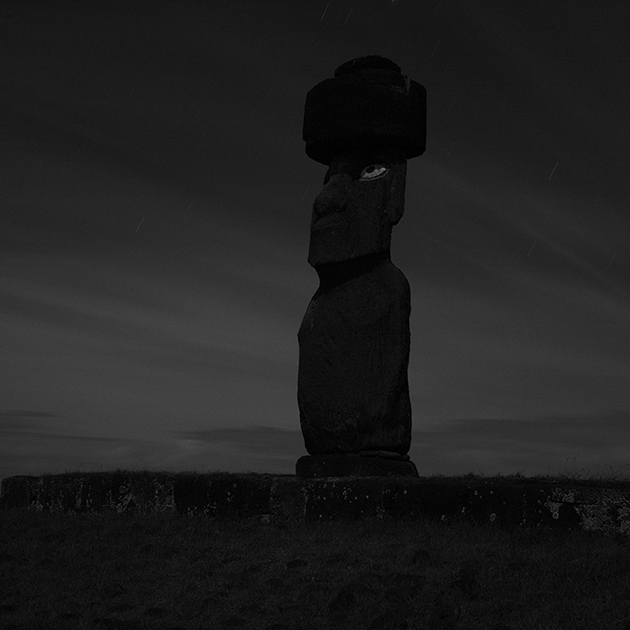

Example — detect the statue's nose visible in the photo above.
[313,174,350,217]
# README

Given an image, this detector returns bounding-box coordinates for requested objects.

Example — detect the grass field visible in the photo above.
[2,473,630,630]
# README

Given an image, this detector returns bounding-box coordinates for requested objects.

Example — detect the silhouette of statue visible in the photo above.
[296,56,426,477]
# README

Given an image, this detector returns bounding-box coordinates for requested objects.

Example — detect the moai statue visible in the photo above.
[296,56,426,478]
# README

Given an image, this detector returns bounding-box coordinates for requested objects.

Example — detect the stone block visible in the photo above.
[303,55,426,165]
[296,454,419,478]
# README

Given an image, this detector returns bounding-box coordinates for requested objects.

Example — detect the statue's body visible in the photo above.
[298,148,411,456]
[296,56,426,477]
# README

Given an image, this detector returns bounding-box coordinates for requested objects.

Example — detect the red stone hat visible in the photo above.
[303,55,427,165]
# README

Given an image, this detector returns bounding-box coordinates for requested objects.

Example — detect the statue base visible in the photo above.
[296,453,419,478]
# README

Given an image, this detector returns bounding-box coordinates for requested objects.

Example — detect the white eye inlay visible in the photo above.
[359,164,388,181]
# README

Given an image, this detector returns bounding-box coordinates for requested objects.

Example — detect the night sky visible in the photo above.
[2,0,630,483]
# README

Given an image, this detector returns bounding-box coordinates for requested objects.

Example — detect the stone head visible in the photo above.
[308,146,407,265]
[302,55,426,267]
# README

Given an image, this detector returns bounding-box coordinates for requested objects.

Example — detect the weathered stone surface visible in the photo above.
[297,56,425,470]
[296,454,419,478]
[4,472,630,535]
[298,253,411,455]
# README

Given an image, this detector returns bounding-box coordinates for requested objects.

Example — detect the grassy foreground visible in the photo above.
[1,501,630,630]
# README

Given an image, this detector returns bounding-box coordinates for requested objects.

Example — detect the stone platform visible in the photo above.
[2,471,630,537]
[296,453,419,478]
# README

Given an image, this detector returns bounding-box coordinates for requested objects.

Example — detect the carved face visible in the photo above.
[307,147,407,266]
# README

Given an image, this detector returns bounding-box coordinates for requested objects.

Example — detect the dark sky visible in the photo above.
[2,0,630,482]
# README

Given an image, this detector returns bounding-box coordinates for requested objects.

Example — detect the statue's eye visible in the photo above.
[359,164,388,181]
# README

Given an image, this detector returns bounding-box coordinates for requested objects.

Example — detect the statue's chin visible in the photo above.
[309,249,363,267]
[308,234,392,267]
[312,213,346,230]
